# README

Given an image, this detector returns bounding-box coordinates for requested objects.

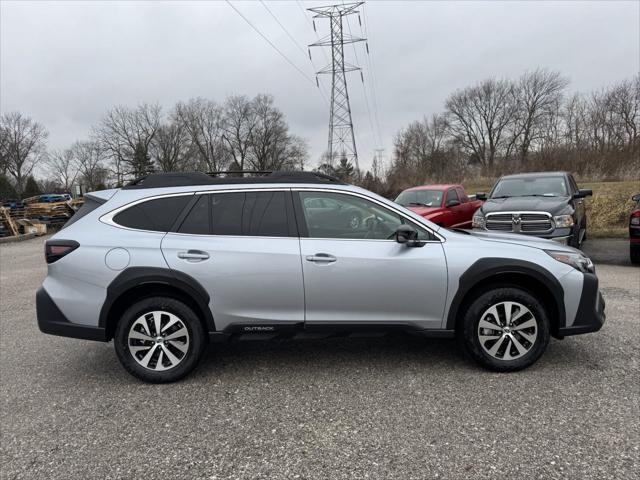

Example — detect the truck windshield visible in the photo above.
[490,177,568,198]
[395,190,443,207]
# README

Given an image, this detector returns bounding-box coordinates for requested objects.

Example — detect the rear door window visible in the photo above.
[445,189,459,205]
[177,190,292,237]
[113,195,191,232]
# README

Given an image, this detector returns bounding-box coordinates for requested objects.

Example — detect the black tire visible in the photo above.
[459,287,550,372]
[631,244,640,264]
[569,224,581,248]
[114,297,207,383]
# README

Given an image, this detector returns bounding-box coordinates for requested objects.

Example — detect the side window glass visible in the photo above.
[114,195,191,232]
[298,191,432,240]
[457,188,468,203]
[244,191,289,237]
[178,195,210,234]
[445,189,459,205]
[211,192,244,235]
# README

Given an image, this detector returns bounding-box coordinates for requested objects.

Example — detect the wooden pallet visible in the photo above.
[0,207,20,236]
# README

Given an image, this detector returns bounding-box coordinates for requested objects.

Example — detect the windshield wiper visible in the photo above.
[407,202,429,207]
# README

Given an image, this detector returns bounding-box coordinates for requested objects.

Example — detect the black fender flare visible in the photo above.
[98,267,215,333]
[445,258,566,331]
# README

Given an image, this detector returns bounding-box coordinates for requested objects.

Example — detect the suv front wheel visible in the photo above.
[460,287,550,372]
[114,297,207,383]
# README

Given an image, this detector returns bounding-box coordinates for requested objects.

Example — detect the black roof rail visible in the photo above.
[122,170,345,190]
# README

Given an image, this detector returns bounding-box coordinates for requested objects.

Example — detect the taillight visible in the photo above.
[45,240,80,264]
[631,211,640,226]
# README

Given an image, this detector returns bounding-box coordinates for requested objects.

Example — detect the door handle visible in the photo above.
[177,250,210,261]
[306,253,337,263]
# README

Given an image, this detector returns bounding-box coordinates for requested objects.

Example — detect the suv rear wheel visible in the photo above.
[114,297,206,383]
[460,287,550,371]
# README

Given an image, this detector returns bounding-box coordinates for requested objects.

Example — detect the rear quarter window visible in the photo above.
[113,195,191,232]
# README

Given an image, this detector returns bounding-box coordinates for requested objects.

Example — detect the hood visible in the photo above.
[480,196,571,215]
[405,205,444,217]
[464,229,579,253]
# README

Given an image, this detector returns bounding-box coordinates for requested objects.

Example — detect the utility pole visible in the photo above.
[308,2,365,170]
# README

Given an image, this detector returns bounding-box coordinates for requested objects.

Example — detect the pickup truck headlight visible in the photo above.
[472,210,485,229]
[553,214,574,228]
[545,250,594,273]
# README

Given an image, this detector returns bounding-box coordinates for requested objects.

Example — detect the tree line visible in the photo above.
[385,70,638,196]
[0,94,306,198]
[1,69,637,200]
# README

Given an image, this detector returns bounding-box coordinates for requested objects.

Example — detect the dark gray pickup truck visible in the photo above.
[472,171,592,248]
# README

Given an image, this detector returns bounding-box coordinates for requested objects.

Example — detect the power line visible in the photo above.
[361,3,383,151]
[260,0,329,103]
[225,0,317,88]
[342,3,381,151]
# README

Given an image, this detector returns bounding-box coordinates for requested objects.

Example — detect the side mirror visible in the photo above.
[476,192,487,201]
[446,199,461,208]
[394,225,425,248]
[632,194,640,202]
[573,189,593,199]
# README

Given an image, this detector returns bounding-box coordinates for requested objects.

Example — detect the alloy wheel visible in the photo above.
[477,301,537,361]
[127,311,190,371]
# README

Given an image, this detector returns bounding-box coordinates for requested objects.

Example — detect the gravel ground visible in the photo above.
[1,236,639,480]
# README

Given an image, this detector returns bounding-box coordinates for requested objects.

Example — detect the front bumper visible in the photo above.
[36,287,107,341]
[557,273,606,337]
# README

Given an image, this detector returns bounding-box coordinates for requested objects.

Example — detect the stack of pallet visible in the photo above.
[0,207,20,238]
[25,201,75,226]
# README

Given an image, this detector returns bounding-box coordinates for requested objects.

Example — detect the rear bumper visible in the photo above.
[36,287,107,342]
[557,273,605,337]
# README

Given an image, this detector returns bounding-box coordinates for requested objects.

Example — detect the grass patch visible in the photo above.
[461,179,639,238]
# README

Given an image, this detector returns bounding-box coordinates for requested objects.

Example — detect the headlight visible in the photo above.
[553,214,574,228]
[545,250,594,273]
[472,210,485,229]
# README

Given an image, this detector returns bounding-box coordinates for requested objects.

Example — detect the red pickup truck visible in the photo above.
[395,184,483,229]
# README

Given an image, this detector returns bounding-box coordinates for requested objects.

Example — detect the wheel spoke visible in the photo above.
[488,335,507,356]
[168,340,188,354]
[512,318,536,331]
[503,302,514,325]
[484,305,499,323]
[139,345,158,368]
[130,345,152,354]
[129,330,153,341]
[479,334,501,345]
[502,337,513,360]
[161,315,180,335]
[479,319,502,332]
[152,312,163,337]
[164,326,188,341]
[154,349,164,370]
[517,330,536,344]
[510,334,528,356]
[510,307,529,324]
[161,345,181,366]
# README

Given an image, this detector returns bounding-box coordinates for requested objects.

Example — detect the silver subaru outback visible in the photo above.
[36,171,605,383]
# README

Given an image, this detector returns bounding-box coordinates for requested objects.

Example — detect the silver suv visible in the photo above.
[36,171,605,383]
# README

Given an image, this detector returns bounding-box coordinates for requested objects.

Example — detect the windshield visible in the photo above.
[395,190,443,207]
[490,176,568,198]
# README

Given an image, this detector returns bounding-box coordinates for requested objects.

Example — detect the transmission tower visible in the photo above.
[308,2,365,169]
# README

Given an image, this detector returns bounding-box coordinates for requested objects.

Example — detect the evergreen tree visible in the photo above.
[23,175,42,198]
[131,142,154,177]
[0,174,18,200]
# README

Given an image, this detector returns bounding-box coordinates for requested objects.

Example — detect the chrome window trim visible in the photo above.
[99,186,444,242]
[292,187,445,243]
[99,192,195,233]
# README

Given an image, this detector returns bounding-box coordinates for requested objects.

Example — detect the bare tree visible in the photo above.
[445,79,516,168]
[71,141,105,191]
[222,95,257,171]
[150,117,190,173]
[46,148,79,191]
[94,103,161,180]
[247,94,306,171]
[506,69,569,160]
[175,98,227,172]
[0,112,48,198]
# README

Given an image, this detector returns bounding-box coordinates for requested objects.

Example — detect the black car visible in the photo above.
[472,172,592,248]
[630,194,640,264]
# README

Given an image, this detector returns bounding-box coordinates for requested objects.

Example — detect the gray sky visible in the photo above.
[1,0,639,171]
